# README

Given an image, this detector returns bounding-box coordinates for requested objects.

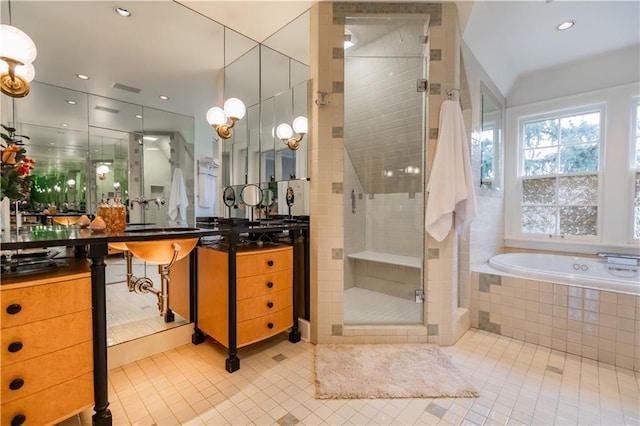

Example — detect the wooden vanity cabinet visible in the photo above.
[197,245,293,349]
[0,266,94,426]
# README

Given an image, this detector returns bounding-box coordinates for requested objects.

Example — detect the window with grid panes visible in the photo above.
[520,110,601,236]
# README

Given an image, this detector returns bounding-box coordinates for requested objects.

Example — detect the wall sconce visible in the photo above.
[0,24,37,98]
[276,116,308,150]
[113,182,120,190]
[96,164,109,180]
[206,97,246,139]
[67,178,76,188]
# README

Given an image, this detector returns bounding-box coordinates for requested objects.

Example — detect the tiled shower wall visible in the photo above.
[471,272,640,371]
[310,2,467,345]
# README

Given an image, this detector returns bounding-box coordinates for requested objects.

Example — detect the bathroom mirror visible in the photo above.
[480,83,503,192]
[223,186,236,208]
[240,184,263,207]
[222,10,310,207]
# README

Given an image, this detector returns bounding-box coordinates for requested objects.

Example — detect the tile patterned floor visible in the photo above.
[60,328,640,425]
[344,287,423,325]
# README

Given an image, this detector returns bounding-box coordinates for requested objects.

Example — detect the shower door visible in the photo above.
[343,14,429,325]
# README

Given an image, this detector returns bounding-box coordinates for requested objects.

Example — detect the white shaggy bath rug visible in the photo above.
[315,343,479,399]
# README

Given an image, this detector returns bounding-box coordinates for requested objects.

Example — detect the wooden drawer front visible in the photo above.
[2,341,93,403]
[237,269,292,300]
[1,372,93,426]
[1,277,91,328]
[237,307,293,348]
[236,247,292,278]
[1,310,92,366]
[237,289,292,322]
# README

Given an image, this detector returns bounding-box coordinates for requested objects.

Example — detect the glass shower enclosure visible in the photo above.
[343,14,429,325]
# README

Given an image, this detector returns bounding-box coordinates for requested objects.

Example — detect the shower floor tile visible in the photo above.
[344,287,423,325]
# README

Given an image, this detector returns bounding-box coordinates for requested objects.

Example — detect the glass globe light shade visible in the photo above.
[276,123,293,140]
[223,98,246,120]
[0,25,37,64]
[67,178,76,187]
[0,60,35,82]
[96,164,110,175]
[206,106,226,126]
[292,116,308,134]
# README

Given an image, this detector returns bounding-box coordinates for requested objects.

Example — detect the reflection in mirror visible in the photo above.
[222,186,236,218]
[240,183,263,207]
[223,14,310,194]
[480,83,503,191]
[88,128,130,214]
[277,179,309,217]
[223,186,236,207]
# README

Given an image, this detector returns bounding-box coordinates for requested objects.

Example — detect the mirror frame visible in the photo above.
[479,81,504,194]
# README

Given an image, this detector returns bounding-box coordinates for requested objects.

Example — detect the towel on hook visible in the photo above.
[425,99,476,242]
[198,171,216,208]
[168,167,189,224]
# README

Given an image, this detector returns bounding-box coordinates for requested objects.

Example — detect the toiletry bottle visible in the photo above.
[110,192,126,233]
[96,194,111,231]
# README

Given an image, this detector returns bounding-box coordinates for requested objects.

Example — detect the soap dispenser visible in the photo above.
[96,194,111,231]
[110,192,126,233]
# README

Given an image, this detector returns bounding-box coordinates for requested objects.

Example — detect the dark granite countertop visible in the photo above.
[0,225,217,251]
[0,220,309,251]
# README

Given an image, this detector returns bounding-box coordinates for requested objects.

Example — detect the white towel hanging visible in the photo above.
[168,168,189,224]
[425,99,476,242]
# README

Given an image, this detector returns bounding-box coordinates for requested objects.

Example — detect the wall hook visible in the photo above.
[315,91,329,106]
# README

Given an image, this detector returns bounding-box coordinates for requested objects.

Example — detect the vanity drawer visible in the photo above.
[237,306,293,347]
[1,277,91,328]
[1,340,93,403]
[1,372,93,426]
[237,289,292,322]
[236,247,292,278]
[237,269,292,299]
[1,309,93,366]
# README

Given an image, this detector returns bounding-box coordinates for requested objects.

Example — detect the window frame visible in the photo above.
[515,103,605,242]
[505,84,640,254]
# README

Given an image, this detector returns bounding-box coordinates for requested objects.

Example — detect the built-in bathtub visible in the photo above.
[489,253,639,296]
[471,253,640,371]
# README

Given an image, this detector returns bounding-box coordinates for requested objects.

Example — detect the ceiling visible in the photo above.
[3,1,637,119]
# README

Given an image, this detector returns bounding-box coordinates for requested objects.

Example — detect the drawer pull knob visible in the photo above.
[266,281,274,288]
[8,342,23,353]
[9,378,24,391]
[267,302,274,308]
[267,322,274,329]
[11,415,26,426]
[6,304,21,315]
[267,260,274,267]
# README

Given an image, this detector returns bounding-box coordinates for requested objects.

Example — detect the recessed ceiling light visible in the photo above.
[159,95,169,100]
[135,114,143,119]
[143,136,158,141]
[115,7,131,17]
[557,20,575,31]
[49,142,55,146]
[61,123,68,127]
[76,74,90,80]
[66,100,77,105]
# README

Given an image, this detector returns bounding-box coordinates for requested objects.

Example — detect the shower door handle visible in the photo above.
[351,189,357,214]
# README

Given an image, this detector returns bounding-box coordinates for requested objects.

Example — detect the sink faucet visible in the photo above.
[131,196,165,209]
